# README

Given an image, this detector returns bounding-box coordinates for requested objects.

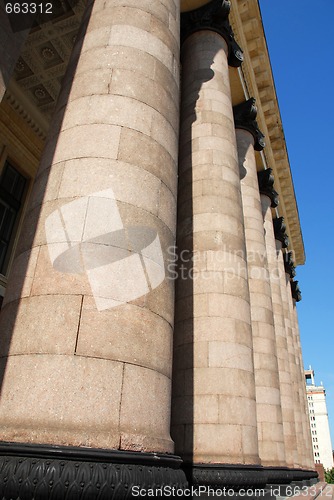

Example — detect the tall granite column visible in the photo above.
[290,288,314,470]
[273,218,304,470]
[0,7,30,101]
[172,1,264,489]
[286,266,313,471]
[258,170,297,472]
[234,100,285,470]
[284,258,307,469]
[0,0,186,495]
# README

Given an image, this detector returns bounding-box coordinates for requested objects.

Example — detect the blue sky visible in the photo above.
[258,0,334,448]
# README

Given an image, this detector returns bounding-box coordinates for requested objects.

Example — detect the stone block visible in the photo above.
[76,296,173,377]
[0,355,123,448]
[120,364,173,453]
[0,294,82,356]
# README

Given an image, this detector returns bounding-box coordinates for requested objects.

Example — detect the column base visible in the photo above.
[0,441,187,499]
[182,464,318,497]
[290,468,318,482]
[264,466,291,484]
[184,463,268,490]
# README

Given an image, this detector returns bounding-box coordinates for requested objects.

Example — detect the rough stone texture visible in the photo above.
[238,130,285,467]
[0,355,123,449]
[0,0,180,454]
[287,282,314,470]
[171,31,259,466]
[261,194,297,468]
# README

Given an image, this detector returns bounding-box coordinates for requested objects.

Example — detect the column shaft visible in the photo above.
[172,31,259,466]
[237,130,285,467]
[0,0,180,453]
[286,279,313,470]
[277,245,303,468]
[292,303,314,469]
[261,196,296,468]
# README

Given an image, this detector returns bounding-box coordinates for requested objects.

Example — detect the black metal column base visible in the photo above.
[182,464,318,497]
[290,468,319,482]
[183,463,269,491]
[264,466,318,485]
[0,441,187,499]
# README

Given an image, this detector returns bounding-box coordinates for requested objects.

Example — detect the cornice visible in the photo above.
[233,97,265,151]
[229,0,305,266]
[5,81,48,141]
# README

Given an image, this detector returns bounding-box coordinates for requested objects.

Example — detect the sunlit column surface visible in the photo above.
[260,175,297,469]
[172,25,260,467]
[235,106,285,467]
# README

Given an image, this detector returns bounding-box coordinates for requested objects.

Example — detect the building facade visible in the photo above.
[306,368,334,471]
[0,0,316,496]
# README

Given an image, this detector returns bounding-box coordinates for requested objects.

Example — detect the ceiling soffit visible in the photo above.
[7,0,86,130]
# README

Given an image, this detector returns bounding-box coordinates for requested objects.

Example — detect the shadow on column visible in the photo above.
[170,37,215,486]
[0,0,93,398]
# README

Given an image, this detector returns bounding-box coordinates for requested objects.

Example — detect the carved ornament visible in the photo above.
[233,98,265,151]
[273,217,289,249]
[291,280,302,302]
[181,0,243,67]
[257,168,279,208]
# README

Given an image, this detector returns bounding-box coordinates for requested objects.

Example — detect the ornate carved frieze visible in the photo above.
[233,98,265,151]
[181,0,243,67]
[291,280,302,302]
[283,251,296,278]
[257,168,279,208]
[273,217,289,249]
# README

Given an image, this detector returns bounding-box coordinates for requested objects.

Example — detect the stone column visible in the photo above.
[172,1,264,489]
[234,100,285,469]
[0,0,186,494]
[284,259,307,469]
[286,270,314,471]
[259,170,297,472]
[290,292,314,471]
[273,218,303,470]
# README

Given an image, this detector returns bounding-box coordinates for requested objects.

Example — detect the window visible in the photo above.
[0,162,27,275]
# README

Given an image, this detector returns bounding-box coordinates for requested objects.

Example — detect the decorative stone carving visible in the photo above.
[181,0,243,67]
[291,280,302,302]
[233,98,265,151]
[273,217,289,249]
[257,168,279,208]
[283,251,296,278]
